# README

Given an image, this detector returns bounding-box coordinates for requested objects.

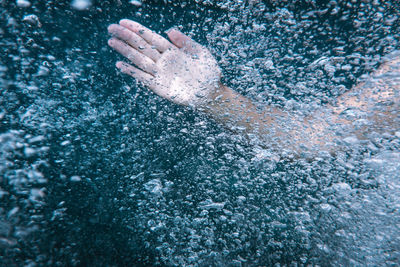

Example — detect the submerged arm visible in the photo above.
[108,20,399,157]
[203,53,400,156]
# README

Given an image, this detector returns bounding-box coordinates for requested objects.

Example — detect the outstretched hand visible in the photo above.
[108,19,221,107]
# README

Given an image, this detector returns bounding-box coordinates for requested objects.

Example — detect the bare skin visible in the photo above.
[108,20,220,107]
[108,19,400,157]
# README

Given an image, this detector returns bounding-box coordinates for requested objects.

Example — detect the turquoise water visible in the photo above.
[1,0,400,266]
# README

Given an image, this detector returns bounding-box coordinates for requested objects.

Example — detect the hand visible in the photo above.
[108,19,221,107]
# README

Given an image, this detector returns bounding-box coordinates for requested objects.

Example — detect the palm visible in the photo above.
[108,19,221,107]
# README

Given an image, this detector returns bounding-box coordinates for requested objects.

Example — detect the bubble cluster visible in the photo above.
[1,0,399,266]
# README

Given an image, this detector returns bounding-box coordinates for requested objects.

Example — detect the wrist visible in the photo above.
[199,83,229,111]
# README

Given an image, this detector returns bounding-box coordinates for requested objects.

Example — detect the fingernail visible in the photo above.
[107,24,118,33]
[165,27,176,34]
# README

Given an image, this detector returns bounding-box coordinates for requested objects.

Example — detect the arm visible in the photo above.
[201,84,330,156]
[205,54,400,155]
[329,53,400,140]
[108,20,399,156]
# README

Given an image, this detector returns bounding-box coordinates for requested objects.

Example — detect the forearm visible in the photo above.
[202,84,281,136]
[202,84,335,156]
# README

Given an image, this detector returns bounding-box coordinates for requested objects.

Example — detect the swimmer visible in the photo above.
[108,19,399,157]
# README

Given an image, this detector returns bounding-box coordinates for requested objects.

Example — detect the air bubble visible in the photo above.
[22,14,41,27]
[129,0,142,7]
[71,0,91,10]
[16,0,31,8]
[70,175,82,182]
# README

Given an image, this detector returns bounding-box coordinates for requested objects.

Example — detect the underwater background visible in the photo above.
[1,0,400,266]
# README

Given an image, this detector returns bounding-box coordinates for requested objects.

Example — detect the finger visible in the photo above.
[119,19,172,53]
[166,28,202,54]
[108,24,160,62]
[108,38,157,75]
[116,61,155,88]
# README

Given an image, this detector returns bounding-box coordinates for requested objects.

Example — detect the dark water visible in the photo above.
[1,0,400,266]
